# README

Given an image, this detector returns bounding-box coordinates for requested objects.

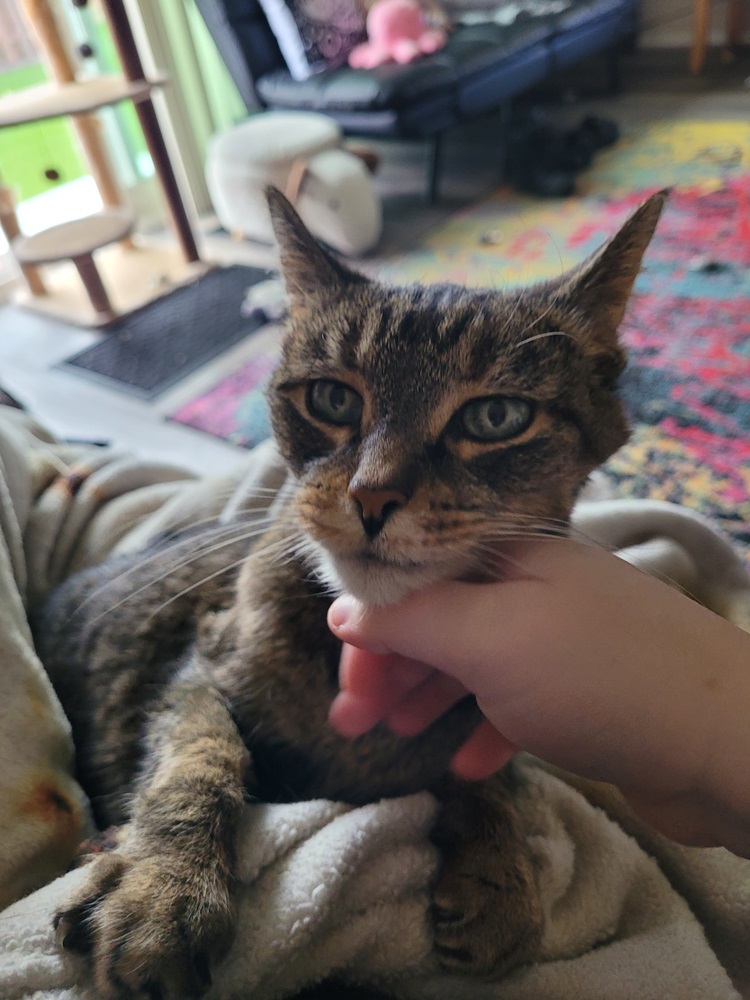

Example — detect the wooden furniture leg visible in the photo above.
[13,208,132,324]
[72,253,114,319]
[727,0,744,47]
[100,0,201,265]
[691,0,712,74]
[0,185,47,296]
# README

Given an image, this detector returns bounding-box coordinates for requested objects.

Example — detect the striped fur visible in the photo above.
[32,189,666,999]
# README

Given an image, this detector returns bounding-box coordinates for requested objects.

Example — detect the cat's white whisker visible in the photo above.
[475,529,703,602]
[514,331,575,350]
[616,556,701,604]
[465,546,530,580]
[75,513,277,612]
[544,229,566,277]
[481,511,570,525]
[89,522,275,623]
[498,290,526,337]
[145,556,252,622]
[521,285,566,336]
[479,523,568,538]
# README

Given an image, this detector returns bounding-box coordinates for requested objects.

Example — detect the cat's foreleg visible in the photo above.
[55,668,251,1000]
[430,770,544,978]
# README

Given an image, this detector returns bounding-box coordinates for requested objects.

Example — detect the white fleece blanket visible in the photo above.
[1,410,749,1000]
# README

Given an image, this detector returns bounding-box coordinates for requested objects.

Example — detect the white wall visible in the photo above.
[639,0,734,47]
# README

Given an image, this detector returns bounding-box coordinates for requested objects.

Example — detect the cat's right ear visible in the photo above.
[266,187,364,313]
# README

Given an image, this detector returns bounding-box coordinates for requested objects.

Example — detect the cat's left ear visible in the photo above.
[557,189,668,369]
[266,187,366,313]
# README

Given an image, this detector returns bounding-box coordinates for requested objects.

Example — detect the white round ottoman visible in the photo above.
[206,111,382,256]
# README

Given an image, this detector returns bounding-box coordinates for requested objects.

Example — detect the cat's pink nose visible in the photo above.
[349,486,407,539]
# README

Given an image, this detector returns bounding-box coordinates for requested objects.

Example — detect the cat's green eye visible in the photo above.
[307,380,363,426]
[460,396,534,442]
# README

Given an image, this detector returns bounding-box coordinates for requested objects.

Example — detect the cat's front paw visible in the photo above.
[431,841,543,978]
[55,850,233,999]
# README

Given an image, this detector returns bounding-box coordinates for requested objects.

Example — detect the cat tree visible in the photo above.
[0,0,204,326]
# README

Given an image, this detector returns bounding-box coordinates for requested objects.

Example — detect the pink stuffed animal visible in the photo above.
[348,0,447,68]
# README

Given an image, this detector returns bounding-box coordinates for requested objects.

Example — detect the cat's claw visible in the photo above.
[430,845,544,978]
[55,851,232,1000]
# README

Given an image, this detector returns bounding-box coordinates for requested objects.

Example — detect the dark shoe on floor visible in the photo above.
[578,115,620,149]
[557,130,595,170]
[516,122,593,174]
[514,164,576,198]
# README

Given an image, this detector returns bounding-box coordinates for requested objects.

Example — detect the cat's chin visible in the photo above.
[309,546,445,607]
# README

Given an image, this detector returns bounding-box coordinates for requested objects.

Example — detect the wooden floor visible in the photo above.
[0,46,747,477]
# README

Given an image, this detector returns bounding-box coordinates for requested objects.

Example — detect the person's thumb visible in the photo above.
[327,580,512,688]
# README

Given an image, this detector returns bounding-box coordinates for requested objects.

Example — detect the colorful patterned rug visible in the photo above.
[169,120,750,561]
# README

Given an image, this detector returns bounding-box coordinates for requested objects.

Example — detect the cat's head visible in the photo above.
[266,188,666,605]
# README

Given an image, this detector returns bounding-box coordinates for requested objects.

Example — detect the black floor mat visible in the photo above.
[63,264,272,398]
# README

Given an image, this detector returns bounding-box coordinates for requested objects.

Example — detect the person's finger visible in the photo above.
[386,673,471,736]
[327,599,391,655]
[327,572,532,692]
[450,719,518,780]
[329,645,433,736]
[329,690,386,736]
[339,644,432,701]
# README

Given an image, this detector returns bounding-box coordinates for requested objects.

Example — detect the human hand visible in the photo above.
[332,643,519,780]
[328,540,750,853]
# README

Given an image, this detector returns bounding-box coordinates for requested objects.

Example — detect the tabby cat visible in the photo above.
[33,187,666,999]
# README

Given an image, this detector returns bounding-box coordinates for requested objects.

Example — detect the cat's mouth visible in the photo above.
[307,538,438,605]
[337,552,431,605]
[352,550,424,570]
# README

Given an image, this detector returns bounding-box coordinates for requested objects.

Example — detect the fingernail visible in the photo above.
[328,595,356,630]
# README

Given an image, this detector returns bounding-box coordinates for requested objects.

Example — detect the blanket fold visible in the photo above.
[0,410,748,999]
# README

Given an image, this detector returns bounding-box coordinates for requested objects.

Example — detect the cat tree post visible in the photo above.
[20,0,134,248]
[0,184,47,296]
[0,0,205,323]
[99,0,200,264]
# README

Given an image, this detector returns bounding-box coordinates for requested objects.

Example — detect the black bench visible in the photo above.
[197,0,639,198]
